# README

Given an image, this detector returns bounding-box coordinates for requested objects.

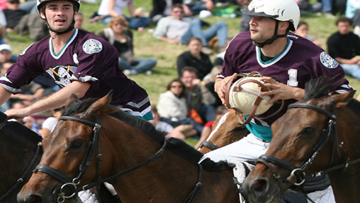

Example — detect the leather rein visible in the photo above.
[33,115,202,203]
[258,102,360,189]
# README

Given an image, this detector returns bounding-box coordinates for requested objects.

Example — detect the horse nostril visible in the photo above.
[26,194,43,203]
[252,179,268,193]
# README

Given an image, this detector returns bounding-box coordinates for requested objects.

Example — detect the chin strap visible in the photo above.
[252,21,288,48]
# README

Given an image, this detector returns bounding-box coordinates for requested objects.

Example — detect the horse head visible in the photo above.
[199,108,249,153]
[17,92,117,203]
[242,77,359,203]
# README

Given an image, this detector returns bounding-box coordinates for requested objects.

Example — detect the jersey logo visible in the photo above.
[83,39,102,54]
[320,51,338,69]
[46,65,77,88]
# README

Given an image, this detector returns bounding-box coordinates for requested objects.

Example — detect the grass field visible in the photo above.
[6,1,360,145]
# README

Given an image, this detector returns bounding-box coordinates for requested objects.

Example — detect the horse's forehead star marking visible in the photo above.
[206,112,230,141]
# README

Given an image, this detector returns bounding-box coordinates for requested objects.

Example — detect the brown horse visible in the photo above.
[18,93,239,203]
[0,111,123,203]
[0,113,42,203]
[198,108,249,154]
[242,77,360,203]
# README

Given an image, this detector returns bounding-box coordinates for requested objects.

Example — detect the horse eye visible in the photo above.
[301,127,315,136]
[71,140,83,149]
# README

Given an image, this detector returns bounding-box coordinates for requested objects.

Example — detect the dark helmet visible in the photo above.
[37,0,80,13]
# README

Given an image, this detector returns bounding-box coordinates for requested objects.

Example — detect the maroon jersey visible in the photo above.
[0,29,152,119]
[219,32,352,140]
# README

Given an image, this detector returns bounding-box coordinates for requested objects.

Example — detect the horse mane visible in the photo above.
[63,99,233,172]
[346,98,360,116]
[303,76,340,101]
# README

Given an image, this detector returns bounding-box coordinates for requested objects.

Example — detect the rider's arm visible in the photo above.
[0,85,12,106]
[5,81,90,119]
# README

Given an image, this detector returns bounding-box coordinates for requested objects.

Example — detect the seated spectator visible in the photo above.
[346,0,360,37]
[177,37,213,80]
[149,105,197,139]
[39,106,65,139]
[3,0,27,32]
[74,12,84,29]
[150,0,192,24]
[202,65,222,107]
[194,105,227,149]
[96,0,150,30]
[9,81,45,106]
[157,78,204,135]
[0,44,17,67]
[327,16,360,81]
[98,16,157,75]
[153,4,228,54]
[238,0,251,33]
[0,9,6,29]
[180,66,216,124]
[294,21,321,46]
[184,0,214,15]
[294,0,322,14]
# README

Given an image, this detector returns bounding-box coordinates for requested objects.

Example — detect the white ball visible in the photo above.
[229,77,272,116]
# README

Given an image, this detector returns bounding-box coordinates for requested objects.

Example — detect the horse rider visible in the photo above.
[0,0,153,121]
[200,0,352,201]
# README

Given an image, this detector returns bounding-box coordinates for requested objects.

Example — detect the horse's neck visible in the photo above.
[114,158,238,202]
[327,107,360,202]
[329,171,360,202]
[0,132,41,199]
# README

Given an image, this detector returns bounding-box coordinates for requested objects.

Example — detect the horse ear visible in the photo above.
[332,90,356,108]
[65,94,79,107]
[82,90,113,118]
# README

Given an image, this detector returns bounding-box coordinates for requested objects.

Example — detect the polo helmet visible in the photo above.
[241,0,300,31]
[37,0,80,13]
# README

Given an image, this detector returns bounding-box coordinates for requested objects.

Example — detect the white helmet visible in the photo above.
[241,0,300,31]
[37,0,80,13]
[228,77,272,116]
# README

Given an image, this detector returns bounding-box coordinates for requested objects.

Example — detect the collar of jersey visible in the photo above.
[49,28,78,59]
[256,38,292,68]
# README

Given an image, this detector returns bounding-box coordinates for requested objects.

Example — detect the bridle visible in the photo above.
[33,115,167,203]
[33,115,203,203]
[257,103,339,189]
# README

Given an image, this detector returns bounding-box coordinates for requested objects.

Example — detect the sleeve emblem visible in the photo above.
[320,51,339,69]
[82,39,103,54]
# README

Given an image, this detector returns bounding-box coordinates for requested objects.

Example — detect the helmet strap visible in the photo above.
[252,21,287,48]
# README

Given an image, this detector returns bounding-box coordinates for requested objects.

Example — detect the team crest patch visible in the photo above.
[320,51,338,69]
[83,39,102,54]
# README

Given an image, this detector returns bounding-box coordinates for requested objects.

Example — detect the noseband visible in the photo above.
[33,115,167,203]
[257,103,338,188]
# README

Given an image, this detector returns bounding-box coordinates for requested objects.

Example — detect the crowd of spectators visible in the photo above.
[1,0,360,144]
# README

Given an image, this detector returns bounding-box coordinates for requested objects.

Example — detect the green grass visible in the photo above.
[5,1,360,147]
